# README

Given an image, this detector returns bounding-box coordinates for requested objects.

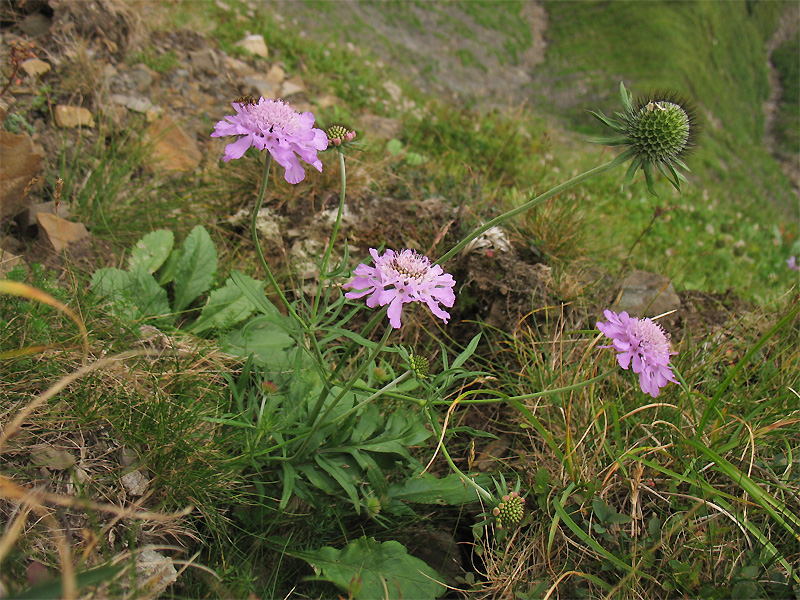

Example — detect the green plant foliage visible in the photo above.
[386,472,490,505]
[189,274,264,335]
[298,536,446,599]
[128,229,174,274]
[14,564,124,600]
[90,265,172,325]
[91,226,257,332]
[172,225,218,312]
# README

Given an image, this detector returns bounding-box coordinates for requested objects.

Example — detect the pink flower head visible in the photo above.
[597,309,678,398]
[787,256,799,272]
[344,248,456,329]
[211,97,328,184]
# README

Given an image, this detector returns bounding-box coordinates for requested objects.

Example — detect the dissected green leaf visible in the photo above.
[315,454,362,510]
[128,229,174,274]
[173,225,217,312]
[189,272,262,334]
[301,536,445,600]
[231,270,281,319]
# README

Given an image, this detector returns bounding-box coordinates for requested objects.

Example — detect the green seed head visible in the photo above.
[325,123,357,148]
[493,491,526,529]
[408,353,430,379]
[588,83,702,196]
[628,100,691,163]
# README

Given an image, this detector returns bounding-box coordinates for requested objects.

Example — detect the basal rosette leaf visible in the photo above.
[172,225,217,312]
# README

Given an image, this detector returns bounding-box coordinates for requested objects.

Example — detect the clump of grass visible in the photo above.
[466,297,800,599]
[126,47,180,73]
[0,263,247,598]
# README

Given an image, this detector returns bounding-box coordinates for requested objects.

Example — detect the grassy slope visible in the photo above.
[267,0,798,299]
[3,2,798,598]
[535,0,798,298]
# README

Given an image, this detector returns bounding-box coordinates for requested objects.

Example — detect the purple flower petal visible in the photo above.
[343,248,457,329]
[598,310,677,397]
[211,97,326,183]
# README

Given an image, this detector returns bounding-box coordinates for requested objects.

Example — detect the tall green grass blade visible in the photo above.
[552,495,655,582]
[683,438,800,541]
[696,302,799,437]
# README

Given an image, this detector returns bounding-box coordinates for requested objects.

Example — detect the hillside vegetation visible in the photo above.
[1,1,798,599]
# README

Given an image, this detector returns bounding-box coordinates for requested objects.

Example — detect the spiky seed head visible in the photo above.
[589,82,702,196]
[627,90,699,165]
[408,353,430,379]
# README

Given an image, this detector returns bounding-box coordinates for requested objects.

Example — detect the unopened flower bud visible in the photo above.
[325,123,357,148]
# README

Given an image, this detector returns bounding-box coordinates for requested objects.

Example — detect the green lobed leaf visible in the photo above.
[128,229,174,274]
[157,248,181,286]
[172,225,217,312]
[300,536,446,600]
[221,316,297,371]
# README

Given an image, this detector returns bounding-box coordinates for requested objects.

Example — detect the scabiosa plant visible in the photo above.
[211,96,327,183]
[589,82,701,196]
[344,248,456,329]
[597,309,678,398]
[436,82,702,265]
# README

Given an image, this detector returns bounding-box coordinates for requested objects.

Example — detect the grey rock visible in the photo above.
[189,48,218,75]
[242,77,278,99]
[18,13,51,37]
[616,270,681,318]
[129,63,156,92]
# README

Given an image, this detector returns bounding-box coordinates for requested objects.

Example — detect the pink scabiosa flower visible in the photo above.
[787,256,799,272]
[597,309,678,398]
[211,97,328,184]
[344,248,456,329]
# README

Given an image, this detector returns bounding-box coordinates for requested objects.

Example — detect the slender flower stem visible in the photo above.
[323,150,347,275]
[433,368,616,405]
[250,155,305,329]
[425,406,493,502]
[436,159,620,265]
[250,155,333,387]
[313,149,347,319]
[328,372,411,426]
